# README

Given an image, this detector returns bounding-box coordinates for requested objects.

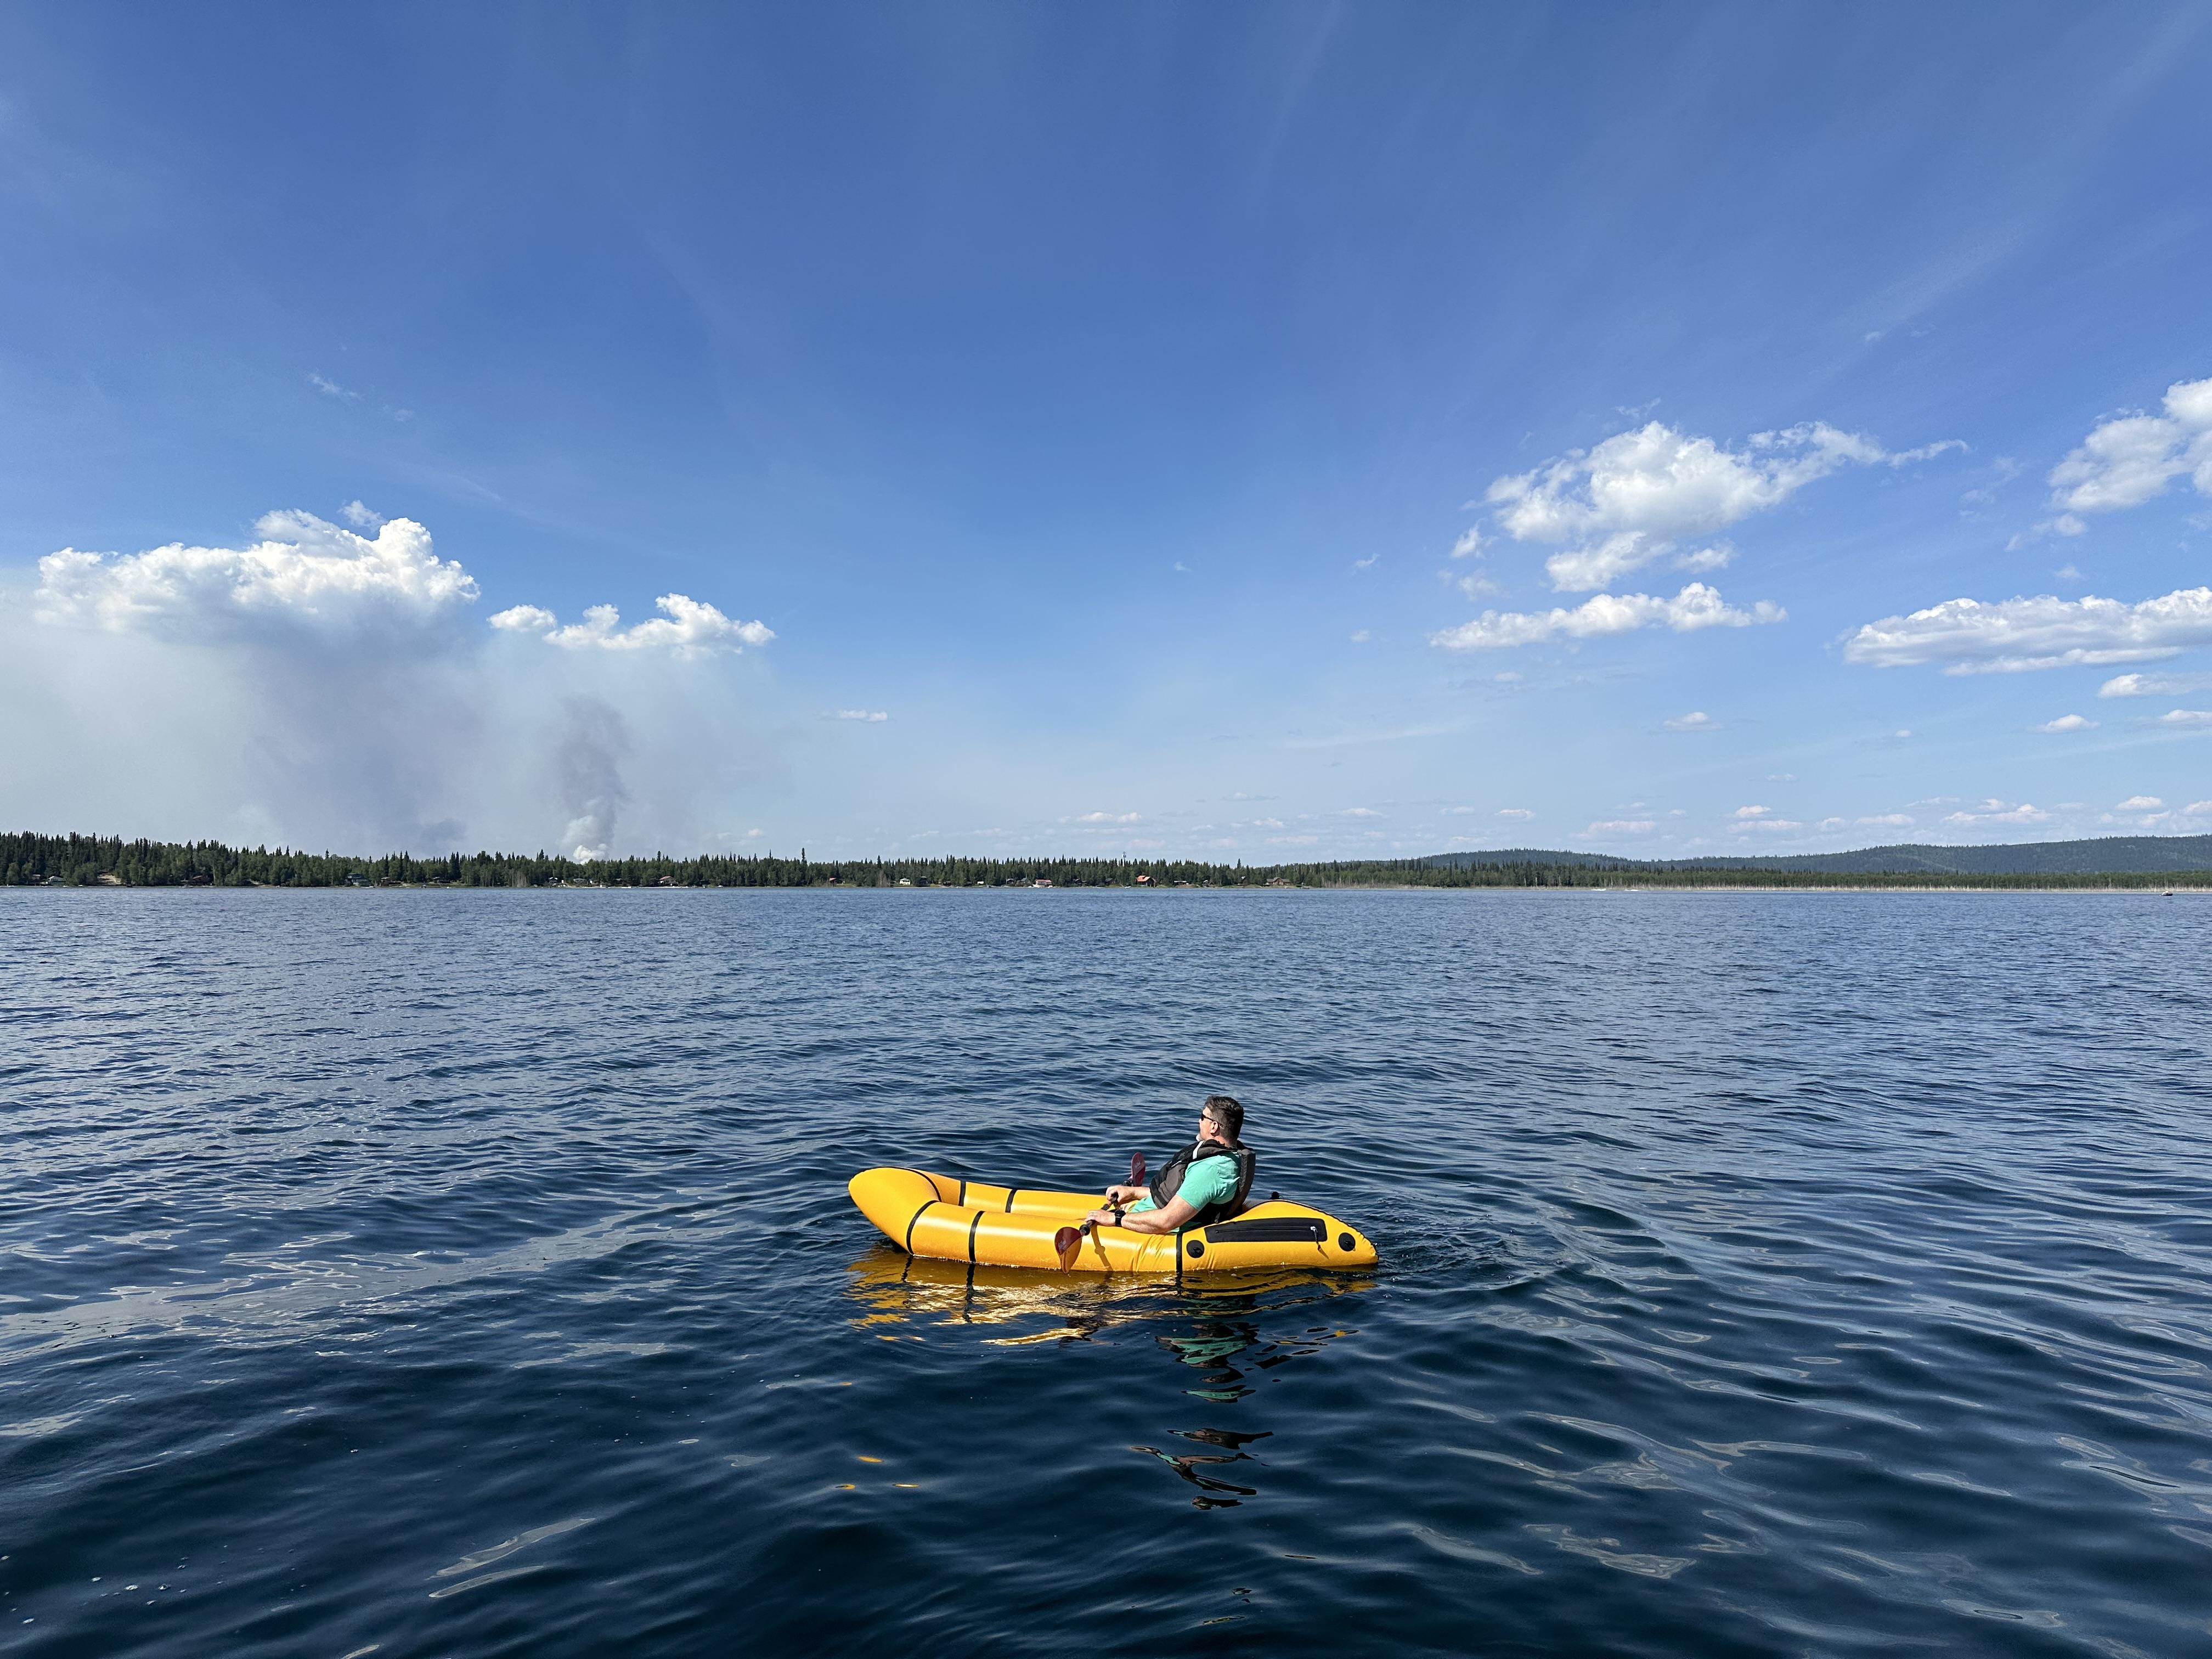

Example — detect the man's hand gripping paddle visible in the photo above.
[1056,1153,1146,1270]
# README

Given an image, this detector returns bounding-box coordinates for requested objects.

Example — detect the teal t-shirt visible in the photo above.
[1129,1152,1239,1222]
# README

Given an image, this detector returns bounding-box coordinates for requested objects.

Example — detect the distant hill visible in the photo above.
[1421,834,2212,876]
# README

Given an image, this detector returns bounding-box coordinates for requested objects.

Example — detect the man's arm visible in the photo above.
[1086,1194,1199,1233]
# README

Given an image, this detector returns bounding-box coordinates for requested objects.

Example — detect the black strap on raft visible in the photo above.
[1148,1140,1257,1227]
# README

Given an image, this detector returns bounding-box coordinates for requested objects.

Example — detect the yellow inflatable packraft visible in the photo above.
[848,1166,1377,1273]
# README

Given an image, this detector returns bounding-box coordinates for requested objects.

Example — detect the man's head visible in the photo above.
[1199,1094,1244,1146]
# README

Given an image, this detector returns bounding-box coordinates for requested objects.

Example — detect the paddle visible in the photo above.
[1056,1153,1148,1269]
[1053,1223,1084,1270]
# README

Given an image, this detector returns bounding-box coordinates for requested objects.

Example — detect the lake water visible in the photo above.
[3,888,2210,1657]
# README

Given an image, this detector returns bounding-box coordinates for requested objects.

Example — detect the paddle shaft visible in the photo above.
[1056,1152,1148,1268]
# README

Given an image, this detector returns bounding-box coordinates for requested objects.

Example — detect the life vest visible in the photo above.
[1149,1139,1257,1227]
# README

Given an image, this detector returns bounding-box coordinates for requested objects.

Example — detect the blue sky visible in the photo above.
[3,4,2210,860]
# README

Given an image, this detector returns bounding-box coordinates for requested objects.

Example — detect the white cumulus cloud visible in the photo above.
[9,508,781,859]
[1497,808,1534,820]
[1842,586,2212,673]
[1585,819,1655,834]
[1732,804,1771,818]
[1431,583,1784,651]
[1858,814,1914,827]
[2034,714,2097,732]
[1663,711,1714,730]
[490,595,772,657]
[36,510,479,640]
[1074,810,1142,823]
[2115,795,2164,810]
[823,709,888,722]
[1485,420,1958,591]
[2159,708,2212,726]
[2046,375,2212,532]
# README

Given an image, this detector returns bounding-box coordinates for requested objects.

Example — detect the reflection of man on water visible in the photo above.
[1086,1094,1254,1234]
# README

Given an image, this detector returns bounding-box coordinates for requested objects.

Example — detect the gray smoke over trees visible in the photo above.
[2,509,781,858]
[555,697,631,861]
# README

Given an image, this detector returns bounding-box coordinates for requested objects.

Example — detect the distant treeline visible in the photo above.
[7,831,2209,891]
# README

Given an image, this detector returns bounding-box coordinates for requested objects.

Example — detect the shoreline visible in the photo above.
[11,881,2207,895]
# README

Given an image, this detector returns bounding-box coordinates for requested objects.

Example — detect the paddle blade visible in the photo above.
[1130,1152,1147,1188]
[1054,1226,1081,1270]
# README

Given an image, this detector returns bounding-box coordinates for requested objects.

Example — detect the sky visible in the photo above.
[3,3,2210,862]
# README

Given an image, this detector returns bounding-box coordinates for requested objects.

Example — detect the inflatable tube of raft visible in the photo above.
[848,1167,1377,1273]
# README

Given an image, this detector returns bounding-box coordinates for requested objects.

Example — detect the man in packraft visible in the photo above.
[1085,1094,1255,1234]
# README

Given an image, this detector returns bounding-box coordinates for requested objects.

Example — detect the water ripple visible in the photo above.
[3,888,2209,1656]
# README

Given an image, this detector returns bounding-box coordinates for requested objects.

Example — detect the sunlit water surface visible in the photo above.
[3,889,2210,1657]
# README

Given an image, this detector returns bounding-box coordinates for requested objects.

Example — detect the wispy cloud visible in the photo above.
[1431,583,1783,650]
[309,372,360,402]
[823,708,888,722]
[1942,799,2051,826]
[1728,805,1805,832]
[1662,710,1714,731]
[2100,670,2212,697]
[2033,714,2097,732]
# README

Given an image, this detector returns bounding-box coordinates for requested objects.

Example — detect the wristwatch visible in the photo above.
[1111,1206,1126,1227]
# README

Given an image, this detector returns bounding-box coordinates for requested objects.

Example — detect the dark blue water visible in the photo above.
[4,889,2210,1657]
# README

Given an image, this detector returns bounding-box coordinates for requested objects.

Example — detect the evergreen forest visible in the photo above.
[6,831,2208,891]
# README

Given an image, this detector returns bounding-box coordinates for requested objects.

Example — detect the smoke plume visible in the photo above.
[555,697,631,861]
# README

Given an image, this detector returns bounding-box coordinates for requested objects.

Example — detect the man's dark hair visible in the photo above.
[1202,1094,1244,1142]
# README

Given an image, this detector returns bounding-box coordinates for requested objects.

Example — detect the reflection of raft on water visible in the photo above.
[848,1167,1378,1273]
